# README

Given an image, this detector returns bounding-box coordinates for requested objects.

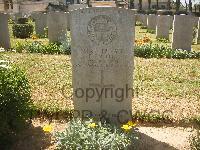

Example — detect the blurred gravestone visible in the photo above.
[70,8,134,123]
[147,14,157,30]
[47,11,67,43]
[156,15,171,39]
[172,15,193,51]
[0,13,10,49]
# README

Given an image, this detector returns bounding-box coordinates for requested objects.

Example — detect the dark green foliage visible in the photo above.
[135,44,200,59]
[145,9,157,14]
[0,64,33,149]
[190,133,200,150]
[140,26,147,29]
[157,10,173,15]
[12,24,34,39]
[17,18,28,24]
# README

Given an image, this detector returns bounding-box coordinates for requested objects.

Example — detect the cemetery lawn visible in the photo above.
[135,26,200,52]
[1,52,200,122]
[2,24,199,123]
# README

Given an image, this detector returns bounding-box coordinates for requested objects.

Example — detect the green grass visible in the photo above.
[1,52,200,122]
[1,22,199,122]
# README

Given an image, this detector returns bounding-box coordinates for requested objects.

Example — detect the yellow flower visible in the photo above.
[88,123,97,128]
[126,121,137,127]
[43,124,53,132]
[31,35,38,40]
[121,124,132,131]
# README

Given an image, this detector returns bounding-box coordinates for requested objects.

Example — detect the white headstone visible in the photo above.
[47,11,67,43]
[70,8,134,123]
[196,17,200,44]
[156,15,171,39]
[192,16,199,27]
[172,15,193,51]
[0,13,10,49]
[147,14,157,30]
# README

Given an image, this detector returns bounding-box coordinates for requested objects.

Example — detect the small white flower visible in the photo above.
[0,64,10,69]
[0,60,9,64]
[0,47,5,52]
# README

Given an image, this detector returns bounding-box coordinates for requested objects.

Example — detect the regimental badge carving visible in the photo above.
[87,15,117,45]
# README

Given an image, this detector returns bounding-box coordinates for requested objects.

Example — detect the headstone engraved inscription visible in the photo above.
[70,8,135,123]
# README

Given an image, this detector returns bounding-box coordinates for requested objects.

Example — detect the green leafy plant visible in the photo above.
[13,41,26,53]
[59,38,71,55]
[136,21,143,26]
[13,41,71,55]
[190,132,200,150]
[156,38,169,43]
[146,29,156,34]
[12,19,34,39]
[55,119,138,150]
[140,26,147,29]
[135,44,200,59]
[0,62,34,149]
[17,17,29,24]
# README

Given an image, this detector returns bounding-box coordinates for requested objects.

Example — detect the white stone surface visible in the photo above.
[70,8,134,123]
[172,15,193,51]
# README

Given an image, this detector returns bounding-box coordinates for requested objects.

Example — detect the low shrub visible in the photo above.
[12,23,34,39]
[17,18,29,24]
[156,38,169,43]
[145,9,157,14]
[55,119,138,150]
[157,10,173,15]
[136,21,143,26]
[147,29,156,34]
[140,26,147,29]
[13,40,71,55]
[0,62,34,149]
[190,132,200,150]
[135,44,200,59]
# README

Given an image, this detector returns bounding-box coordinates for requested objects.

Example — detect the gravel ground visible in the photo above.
[137,126,196,150]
